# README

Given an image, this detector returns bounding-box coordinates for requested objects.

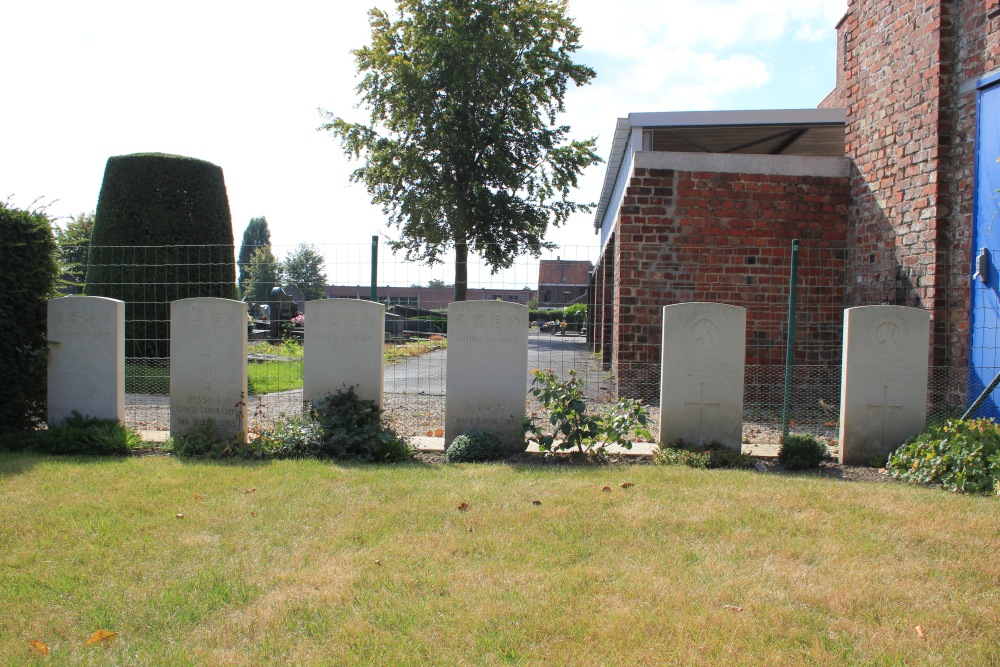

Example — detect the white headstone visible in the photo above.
[659,302,746,449]
[445,301,528,452]
[304,299,385,406]
[47,296,125,425]
[170,298,248,442]
[838,305,930,465]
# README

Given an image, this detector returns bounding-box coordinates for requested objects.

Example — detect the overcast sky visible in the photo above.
[2,0,846,287]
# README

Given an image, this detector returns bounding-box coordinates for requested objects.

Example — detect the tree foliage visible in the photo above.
[238,216,271,295]
[322,0,600,300]
[243,246,281,302]
[0,201,60,433]
[84,153,237,357]
[53,211,95,291]
[282,244,328,301]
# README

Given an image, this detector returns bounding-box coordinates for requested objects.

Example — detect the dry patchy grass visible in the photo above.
[0,455,997,665]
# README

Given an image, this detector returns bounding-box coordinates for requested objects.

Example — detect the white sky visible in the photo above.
[2,0,846,288]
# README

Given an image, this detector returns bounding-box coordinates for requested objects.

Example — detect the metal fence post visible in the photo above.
[370,236,378,303]
[781,239,800,441]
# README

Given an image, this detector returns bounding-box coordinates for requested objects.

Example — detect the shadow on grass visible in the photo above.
[0,452,41,479]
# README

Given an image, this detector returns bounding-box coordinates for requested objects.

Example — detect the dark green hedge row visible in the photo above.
[0,203,60,434]
[85,153,237,357]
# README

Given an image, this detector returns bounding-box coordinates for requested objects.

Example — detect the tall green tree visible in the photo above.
[282,244,328,301]
[237,216,271,295]
[243,246,281,302]
[0,201,60,433]
[52,211,95,291]
[322,0,600,301]
[85,153,236,358]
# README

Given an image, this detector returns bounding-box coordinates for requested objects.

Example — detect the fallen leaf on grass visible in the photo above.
[175,513,185,519]
[620,482,634,489]
[457,502,469,511]
[723,605,744,612]
[466,527,474,532]
[244,488,256,495]
[250,511,258,517]
[532,500,541,506]
[915,625,925,639]
[194,493,203,502]
[28,639,48,655]
[85,629,117,646]
[374,559,382,566]
[602,486,611,492]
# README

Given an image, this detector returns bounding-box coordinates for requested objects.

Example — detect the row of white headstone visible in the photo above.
[47,296,929,465]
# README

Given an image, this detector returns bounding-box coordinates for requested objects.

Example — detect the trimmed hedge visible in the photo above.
[0,203,60,433]
[85,153,237,357]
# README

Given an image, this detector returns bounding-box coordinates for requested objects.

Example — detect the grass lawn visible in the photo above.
[1,454,996,666]
[125,339,443,396]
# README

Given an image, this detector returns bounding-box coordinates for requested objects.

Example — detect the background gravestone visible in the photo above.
[47,296,125,425]
[304,299,385,406]
[659,302,746,449]
[170,298,248,442]
[838,305,929,465]
[445,301,528,452]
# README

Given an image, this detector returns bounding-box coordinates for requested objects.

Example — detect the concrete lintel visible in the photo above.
[634,150,851,179]
[628,108,846,129]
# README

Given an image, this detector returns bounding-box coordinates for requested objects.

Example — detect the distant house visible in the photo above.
[325,285,533,311]
[537,258,592,306]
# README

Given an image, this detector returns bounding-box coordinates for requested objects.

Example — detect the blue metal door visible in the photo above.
[969,78,1000,418]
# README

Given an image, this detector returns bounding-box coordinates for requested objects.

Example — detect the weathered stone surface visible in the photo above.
[445,301,528,452]
[170,298,248,442]
[304,299,384,406]
[838,305,929,465]
[658,302,746,449]
[47,296,125,425]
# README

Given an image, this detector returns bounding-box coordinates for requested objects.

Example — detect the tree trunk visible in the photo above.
[454,239,468,302]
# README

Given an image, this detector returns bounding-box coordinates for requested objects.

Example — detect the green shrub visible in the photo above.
[446,429,507,462]
[653,441,757,469]
[778,433,829,470]
[0,202,60,435]
[309,387,411,462]
[0,412,139,456]
[255,414,325,459]
[523,368,650,457]
[85,153,237,358]
[887,418,1000,495]
[170,419,263,459]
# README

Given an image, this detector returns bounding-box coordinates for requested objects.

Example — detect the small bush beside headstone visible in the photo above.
[522,368,651,458]
[445,429,507,463]
[653,440,757,469]
[887,418,1000,495]
[171,387,411,462]
[0,412,139,456]
[778,433,829,470]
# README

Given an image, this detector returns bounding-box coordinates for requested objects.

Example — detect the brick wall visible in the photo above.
[837,0,1000,405]
[819,13,850,109]
[610,163,850,400]
[840,0,946,318]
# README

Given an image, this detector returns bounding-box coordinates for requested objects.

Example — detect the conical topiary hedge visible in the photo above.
[85,153,237,357]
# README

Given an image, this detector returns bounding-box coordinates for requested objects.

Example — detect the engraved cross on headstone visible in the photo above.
[684,382,721,441]
[868,384,903,446]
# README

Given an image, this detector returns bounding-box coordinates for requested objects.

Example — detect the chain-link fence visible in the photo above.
[78,240,983,447]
